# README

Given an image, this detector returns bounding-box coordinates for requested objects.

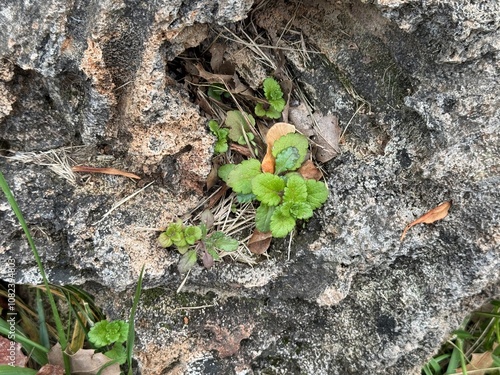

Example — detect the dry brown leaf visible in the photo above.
[230,143,252,157]
[48,343,120,375]
[248,229,272,255]
[72,166,141,180]
[298,160,323,180]
[262,122,296,173]
[400,200,452,241]
[37,364,65,375]
[206,162,219,191]
[209,43,225,73]
[289,104,340,162]
[0,336,27,367]
[456,344,498,375]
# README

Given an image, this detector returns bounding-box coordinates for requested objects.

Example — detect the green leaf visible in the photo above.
[206,247,220,261]
[305,179,329,209]
[88,320,129,347]
[226,159,262,194]
[269,97,285,112]
[208,119,221,134]
[0,365,37,375]
[209,232,239,252]
[272,133,308,170]
[254,103,267,117]
[283,174,307,203]
[178,249,197,273]
[166,222,183,242]
[105,342,127,365]
[158,232,173,248]
[265,107,282,119]
[270,205,296,238]
[289,202,314,220]
[275,147,300,175]
[255,204,275,233]
[236,192,256,203]
[263,77,283,101]
[218,164,235,182]
[209,120,229,154]
[251,173,285,206]
[226,110,255,142]
[184,226,202,245]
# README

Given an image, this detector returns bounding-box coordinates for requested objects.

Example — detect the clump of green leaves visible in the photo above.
[208,120,229,154]
[158,217,238,273]
[255,77,286,119]
[219,132,329,238]
[88,320,128,365]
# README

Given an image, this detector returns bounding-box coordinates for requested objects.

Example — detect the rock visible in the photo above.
[1,0,498,374]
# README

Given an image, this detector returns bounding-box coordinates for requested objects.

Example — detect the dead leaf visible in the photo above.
[48,343,120,375]
[456,344,498,375]
[206,162,219,191]
[0,336,27,367]
[230,143,252,157]
[289,104,341,163]
[209,43,225,73]
[262,122,296,173]
[297,160,323,180]
[400,201,452,241]
[248,229,272,255]
[37,364,65,375]
[72,166,141,180]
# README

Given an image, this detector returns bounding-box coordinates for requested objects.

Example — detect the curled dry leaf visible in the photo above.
[289,104,341,163]
[456,344,498,375]
[230,143,253,157]
[49,343,120,375]
[248,229,272,255]
[72,166,141,180]
[298,160,323,180]
[400,200,452,241]
[261,122,296,173]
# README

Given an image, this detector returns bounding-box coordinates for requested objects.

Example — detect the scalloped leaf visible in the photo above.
[270,205,296,238]
[251,173,285,206]
[226,110,255,142]
[226,159,262,194]
[218,164,235,182]
[263,77,283,101]
[305,179,329,209]
[283,174,307,203]
[274,147,300,175]
[289,202,314,220]
[272,133,308,170]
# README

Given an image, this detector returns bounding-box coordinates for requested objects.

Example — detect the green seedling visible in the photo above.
[159,218,238,273]
[208,120,229,154]
[88,320,128,365]
[219,132,329,238]
[255,77,286,119]
[207,83,230,101]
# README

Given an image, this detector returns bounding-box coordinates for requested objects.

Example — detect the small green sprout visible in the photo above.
[88,320,129,365]
[208,120,229,154]
[207,83,230,101]
[158,217,239,273]
[255,77,286,119]
[219,132,329,238]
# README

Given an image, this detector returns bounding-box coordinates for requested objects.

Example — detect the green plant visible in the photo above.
[208,120,229,154]
[225,110,259,155]
[422,299,500,375]
[254,77,286,119]
[0,171,145,374]
[158,218,238,273]
[207,83,230,101]
[219,132,329,238]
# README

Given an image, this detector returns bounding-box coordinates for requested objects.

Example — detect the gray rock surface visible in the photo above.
[1,0,499,374]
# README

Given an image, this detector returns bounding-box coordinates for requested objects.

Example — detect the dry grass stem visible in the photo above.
[94,181,154,225]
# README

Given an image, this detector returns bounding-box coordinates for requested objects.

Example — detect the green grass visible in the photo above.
[0,171,145,373]
[422,300,500,375]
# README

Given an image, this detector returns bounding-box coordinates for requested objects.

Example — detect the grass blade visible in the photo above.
[0,172,71,374]
[127,264,145,375]
[35,289,50,349]
[0,318,48,365]
[0,365,37,375]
